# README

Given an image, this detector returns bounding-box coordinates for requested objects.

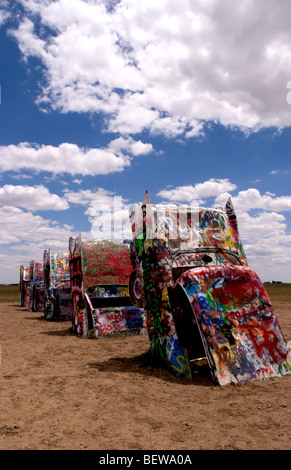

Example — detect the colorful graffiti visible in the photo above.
[43,249,72,321]
[177,265,291,385]
[69,235,85,335]
[28,260,44,312]
[69,235,146,338]
[19,265,30,307]
[129,191,291,385]
[88,304,145,338]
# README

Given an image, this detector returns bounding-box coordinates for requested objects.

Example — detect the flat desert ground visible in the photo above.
[0,285,290,451]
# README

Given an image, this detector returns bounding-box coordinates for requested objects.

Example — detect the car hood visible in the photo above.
[173,264,291,385]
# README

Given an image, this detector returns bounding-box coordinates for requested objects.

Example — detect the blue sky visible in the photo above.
[0,0,291,284]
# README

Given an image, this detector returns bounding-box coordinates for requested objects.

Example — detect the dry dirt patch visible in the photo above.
[0,299,290,450]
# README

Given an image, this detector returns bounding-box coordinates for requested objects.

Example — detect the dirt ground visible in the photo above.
[0,299,290,451]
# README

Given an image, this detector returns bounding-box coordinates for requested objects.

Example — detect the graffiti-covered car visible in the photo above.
[43,249,72,321]
[19,265,30,308]
[69,235,146,339]
[129,191,291,386]
[28,260,44,313]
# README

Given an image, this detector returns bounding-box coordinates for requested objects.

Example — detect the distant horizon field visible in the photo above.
[0,285,20,303]
[263,282,291,302]
[1,282,290,304]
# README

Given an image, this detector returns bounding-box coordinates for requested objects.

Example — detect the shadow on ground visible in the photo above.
[87,351,213,387]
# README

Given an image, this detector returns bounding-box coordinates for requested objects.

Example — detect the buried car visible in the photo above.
[129,191,291,386]
[19,265,30,308]
[28,260,44,313]
[43,249,72,321]
[69,234,146,339]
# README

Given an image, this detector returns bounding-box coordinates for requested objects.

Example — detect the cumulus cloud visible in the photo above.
[157,178,237,204]
[0,140,153,175]
[63,187,132,240]
[63,187,117,211]
[0,184,69,211]
[213,191,291,282]
[107,137,153,157]
[215,188,291,212]
[235,210,287,240]
[0,205,72,244]
[7,0,291,137]
[0,203,79,282]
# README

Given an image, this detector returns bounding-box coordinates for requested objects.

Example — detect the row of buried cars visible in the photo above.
[19,235,147,339]
[19,192,291,386]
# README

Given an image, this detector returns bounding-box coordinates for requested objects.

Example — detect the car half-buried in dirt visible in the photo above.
[43,249,72,322]
[129,191,291,386]
[69,235,146,339]
[19,265,30,308]
[28,260,44,313]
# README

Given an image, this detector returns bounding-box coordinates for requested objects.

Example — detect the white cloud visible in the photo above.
[242,229,291,281]
[0,137,153,176]
[0,184,69,211]
[236,210,287,240]
[63,187,132,240]
[0,226,95,284]
[215,188,291,212]
[7,0,291,137]
[0,142,129,176]
[0,205,72,244]
[0,204,77,283]
[215,196,291,283]
[63,187,116,210]
[108,136,153,157]
[157,178,237,204]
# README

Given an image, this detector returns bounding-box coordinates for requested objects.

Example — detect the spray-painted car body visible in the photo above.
[28,260,44,312]
[129,192,291,386]
[43,249,72,321]
[19,265,30,308]
[69,235,146,338]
